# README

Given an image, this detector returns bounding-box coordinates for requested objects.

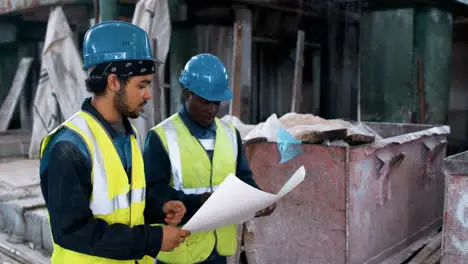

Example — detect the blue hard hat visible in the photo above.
[179,53,233,102]
[82,20,154,70]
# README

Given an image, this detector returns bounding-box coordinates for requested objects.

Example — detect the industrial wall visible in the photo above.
[167,22,359,124]
[0,1,465,156]
[449,42,468,154]
[168,25,234,118]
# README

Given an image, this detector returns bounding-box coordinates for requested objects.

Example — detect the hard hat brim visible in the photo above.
[193,87,233,102]
[83,58,163,71]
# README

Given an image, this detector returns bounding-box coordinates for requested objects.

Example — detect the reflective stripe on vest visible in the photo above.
[40,110,154,264]
[153,115,239,263]
[160,118,238,195]
[67,113,146,215]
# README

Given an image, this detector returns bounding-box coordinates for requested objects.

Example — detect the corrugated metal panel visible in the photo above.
[174,25,321,124]
[325,0,360,120]
[168,25,234,116]
[169,23,313,123]
[193,24,304,123]
[0,44,19,108]
[252,42,295,122]
[194,25,234,117]
[169,14,358,123]
[0,43,19,129]
[0,0,90,15]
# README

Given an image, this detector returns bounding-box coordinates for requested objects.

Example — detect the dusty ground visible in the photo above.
[0,156,50,264]
[0,232,49,264]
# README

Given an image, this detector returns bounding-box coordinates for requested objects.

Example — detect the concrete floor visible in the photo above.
[0,231,49,264]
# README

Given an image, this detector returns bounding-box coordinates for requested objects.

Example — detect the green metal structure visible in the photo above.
[413,8,452,124]
[99,0,118,21]
[360,0,460,125]
[360,9,416,123]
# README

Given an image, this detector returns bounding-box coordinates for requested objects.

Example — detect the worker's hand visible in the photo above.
[160,225,191,252]
[199,192,212,204]
[255,202,277,217]
[163,201,186,227]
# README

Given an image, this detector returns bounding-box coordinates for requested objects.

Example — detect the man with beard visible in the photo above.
[143,53,276,264]
[39,21,190,264]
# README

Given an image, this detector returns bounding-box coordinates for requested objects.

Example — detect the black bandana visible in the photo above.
[89,60,156,78]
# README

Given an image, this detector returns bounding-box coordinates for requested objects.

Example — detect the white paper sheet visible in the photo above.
[183,166,306,233]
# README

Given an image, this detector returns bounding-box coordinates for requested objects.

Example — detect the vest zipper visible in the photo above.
[209,162,219,255]
[194,137,219,255]
[189,123,219,257]
[83,111,138,262]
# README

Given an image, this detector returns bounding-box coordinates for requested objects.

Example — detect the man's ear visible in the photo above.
[106,74,121,93]
[183,89,191,101]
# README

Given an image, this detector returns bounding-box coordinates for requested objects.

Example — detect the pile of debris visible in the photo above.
[382,229,442,264]
[222,113,383,147]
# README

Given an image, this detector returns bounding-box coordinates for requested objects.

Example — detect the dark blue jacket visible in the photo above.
[40,98,163,260]
[143,105,260,224]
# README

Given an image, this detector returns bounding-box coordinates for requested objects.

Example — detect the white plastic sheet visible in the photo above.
[183,166,306,233]
[29,7,89,158]
[131,0,171,143]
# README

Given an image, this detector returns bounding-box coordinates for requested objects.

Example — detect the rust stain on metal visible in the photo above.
[442,151,468,264]
[375,151,406,206]
[93,0,99,23]
[243,124,448,264]
[417,56,426,124]
[348,136,445,264]
[423,138,448,188]
[243,143,347,264]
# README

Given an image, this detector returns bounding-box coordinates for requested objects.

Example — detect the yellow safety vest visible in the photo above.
[151,114,238,264]
[40,111,153,264]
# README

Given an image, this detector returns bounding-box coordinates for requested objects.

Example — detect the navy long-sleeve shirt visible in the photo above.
[143,105,260,225]
[39,98,163,260]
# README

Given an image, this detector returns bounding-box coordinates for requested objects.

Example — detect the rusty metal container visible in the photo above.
[442,150,468,264]
[242,122,449,264]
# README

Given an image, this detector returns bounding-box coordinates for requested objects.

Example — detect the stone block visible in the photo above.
[24,208,47,249]
[41,213,52,253]
[0,196,45,244]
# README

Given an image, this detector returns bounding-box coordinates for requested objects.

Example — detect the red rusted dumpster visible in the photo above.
[242,122,449,264]
[442,150,468,264]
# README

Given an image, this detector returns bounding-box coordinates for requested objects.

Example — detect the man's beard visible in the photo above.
[113,87,142,119]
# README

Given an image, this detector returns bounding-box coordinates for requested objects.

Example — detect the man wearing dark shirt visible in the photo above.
[144,53,276,264]
[39,21,189,264]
